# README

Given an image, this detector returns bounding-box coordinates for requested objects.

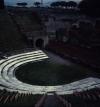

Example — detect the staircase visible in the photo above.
[43,94,65,107]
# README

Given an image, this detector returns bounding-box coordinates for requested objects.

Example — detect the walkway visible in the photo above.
[45,50,73,66]
[43,95,64,107]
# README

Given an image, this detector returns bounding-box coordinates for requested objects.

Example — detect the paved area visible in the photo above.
[43,95,63,107]
[0,50,100,95]
[45,51,73,65]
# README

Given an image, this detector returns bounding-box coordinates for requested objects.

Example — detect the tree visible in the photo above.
[0,0,4,9]
[67,1,77,8]
[50,1,67,8]
[59,1,68,7]
[78,0,100,16]
[17,2,27,7]
[50,1,60,8]
[34,2,41,7]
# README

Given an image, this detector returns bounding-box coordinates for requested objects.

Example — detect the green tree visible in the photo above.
[34,2,41,7]
[0,0,4,9]
[78,0,100,16]
[67,1,77,8]
[17,2,27,7]
[50,1,67,8]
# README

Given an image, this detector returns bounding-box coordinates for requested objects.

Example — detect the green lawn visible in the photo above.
[16,60,92,86]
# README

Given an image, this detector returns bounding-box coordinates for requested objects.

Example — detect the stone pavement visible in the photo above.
[43,95,64,107]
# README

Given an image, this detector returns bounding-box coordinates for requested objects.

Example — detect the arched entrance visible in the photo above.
[35,39,44,48]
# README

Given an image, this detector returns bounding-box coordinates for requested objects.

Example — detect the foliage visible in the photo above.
[51,1,67,7]
[17,2,27,7]
[78,0,100,16]
[0,0,4,9]
[34,2,41,7]
[50,1,77,8]
[67,1,77,8]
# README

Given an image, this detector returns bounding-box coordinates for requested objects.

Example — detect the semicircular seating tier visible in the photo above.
[0,50,100,95]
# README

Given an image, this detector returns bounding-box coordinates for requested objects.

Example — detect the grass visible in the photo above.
[15,60,92,86]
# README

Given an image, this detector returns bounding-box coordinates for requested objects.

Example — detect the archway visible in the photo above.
[35,39,44,48]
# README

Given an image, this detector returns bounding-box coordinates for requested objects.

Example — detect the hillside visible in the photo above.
[0,10,27,52]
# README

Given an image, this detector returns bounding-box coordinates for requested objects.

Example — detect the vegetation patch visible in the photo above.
[16,60,92,86]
